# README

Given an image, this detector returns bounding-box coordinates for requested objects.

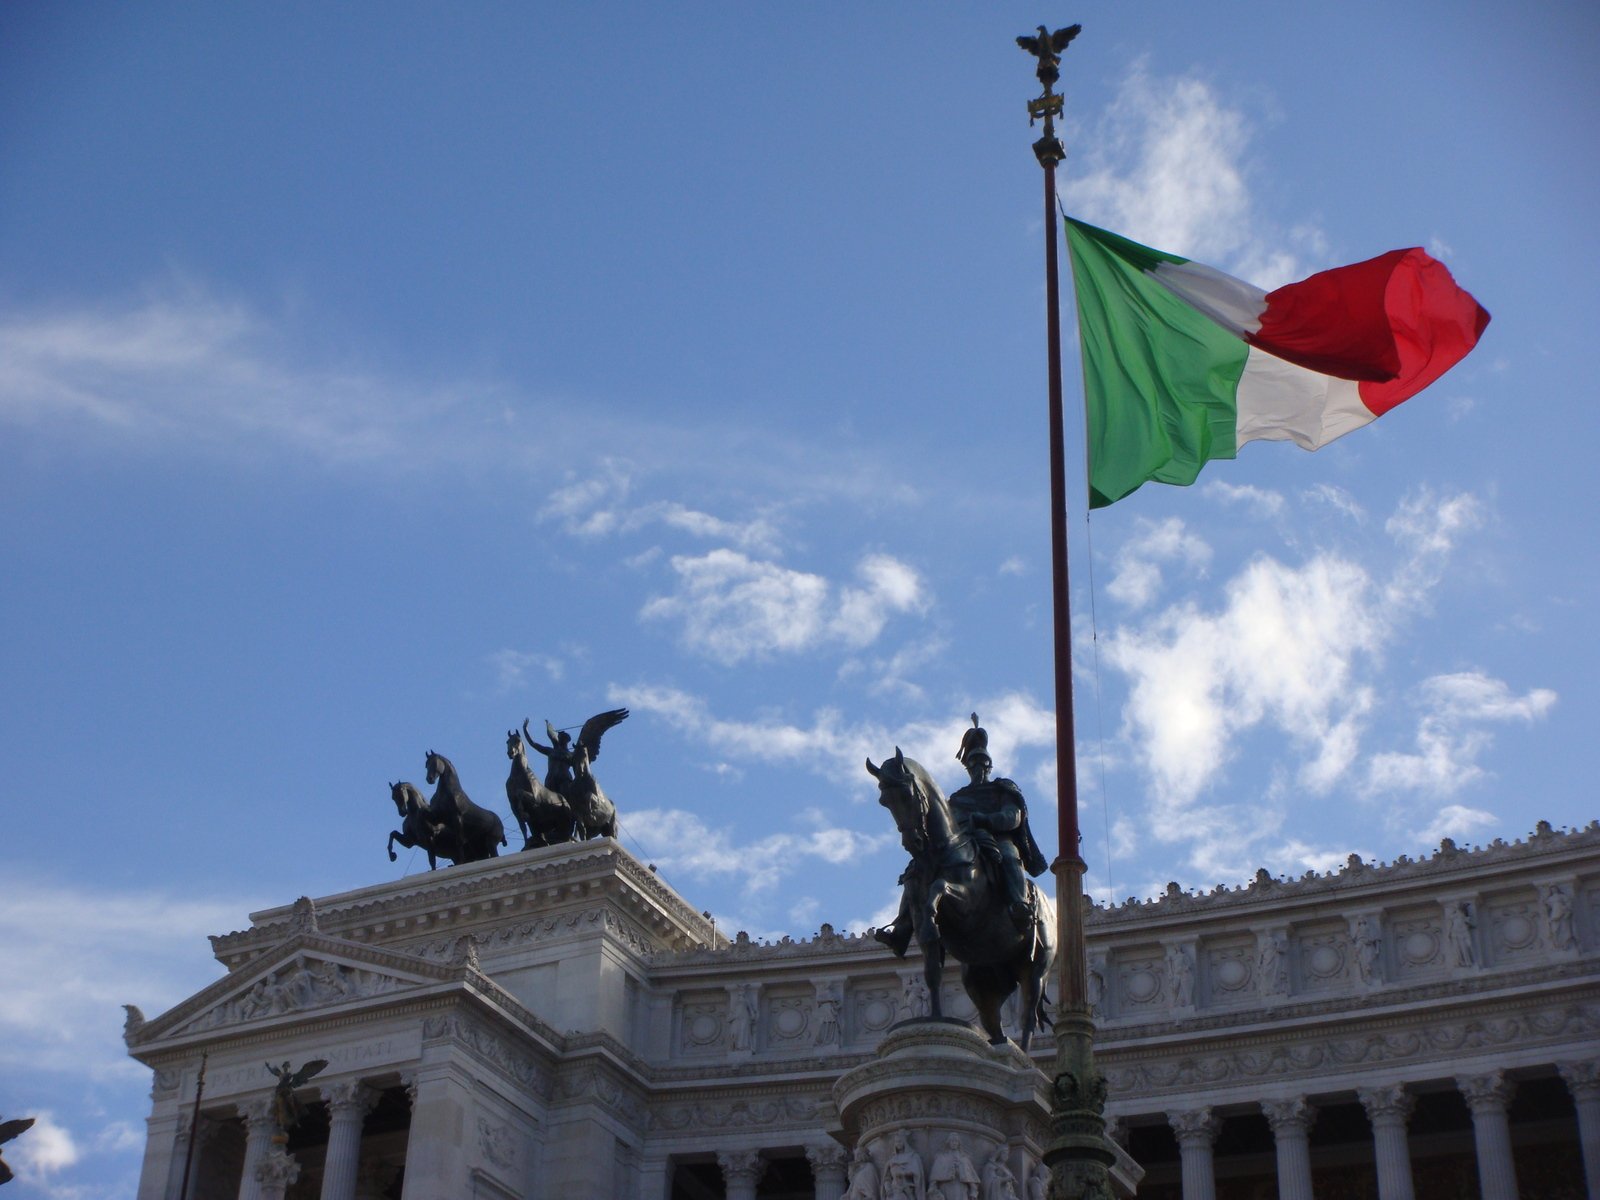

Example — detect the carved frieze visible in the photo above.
[174,956,407,1034]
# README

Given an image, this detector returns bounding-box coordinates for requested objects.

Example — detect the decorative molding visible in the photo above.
[420,1014,553,1098]
[649,1092,822,1133]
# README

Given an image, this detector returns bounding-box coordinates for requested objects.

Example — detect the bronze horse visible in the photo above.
[424,750,506,863]
[386,781,456,870]
[505,729,576,848]
[866,748,1055,1049]
[522,708,626,840]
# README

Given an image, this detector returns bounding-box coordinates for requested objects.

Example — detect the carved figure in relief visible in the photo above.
[1258,930,1288,995]
[882,1131,926,1200]
[522,708,628,839]
[1167,945,1194,1007]
[1446,901,1476,966]
[1545,883,1576,950]
[901,973,932,1021]
[815,983,842,1046]
[867,720,1056,1050]
[1353,916,1381,984]
[505,729,576,848]
[844,1145,881,1199]
[930,1134,981,1199]
[981,1149,1019,1200]
[727,983,756,1051]
[1025,1165,1047,1200]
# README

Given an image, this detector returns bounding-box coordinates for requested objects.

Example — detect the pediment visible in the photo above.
[133,932,456,1046]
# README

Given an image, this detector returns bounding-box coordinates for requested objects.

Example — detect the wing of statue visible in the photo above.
[1051,24,1082,52]
[576,707,629,761]
[0,1118,34,1145]
[290,1059,330,1087]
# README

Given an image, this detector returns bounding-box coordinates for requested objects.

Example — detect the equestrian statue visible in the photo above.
[867,714,1055,1049]
[522,707,628,840]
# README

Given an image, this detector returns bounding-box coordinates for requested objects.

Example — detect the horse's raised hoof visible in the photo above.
[387,849,397,862]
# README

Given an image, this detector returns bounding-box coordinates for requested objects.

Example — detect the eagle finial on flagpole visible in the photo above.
[1016,23,1081,93]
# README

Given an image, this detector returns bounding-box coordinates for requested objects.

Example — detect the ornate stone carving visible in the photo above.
[1445,900,1478,967]
[1261,1095,1317,1135]
[815,982,843,1046]
[1557,1059,1600,1098]
[727,983,758,1051]
[476,1115,517,1172]
[1256,929,1289,997]
[1165,943,1195,1007]
[648,1094,821,1133]
[1357,1084,1415,1125]
[1350,914,1383,985]
[718,1149,766,1187]
[1457,1070,1516,1114]
[420,1015,551,1096]
[177,956,403,1033]
[1166,1107,1220,1145]
[1544,883,1578,951]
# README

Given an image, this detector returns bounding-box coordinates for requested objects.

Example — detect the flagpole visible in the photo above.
[1018,23,1116,1197]
[176,1051,208,1200]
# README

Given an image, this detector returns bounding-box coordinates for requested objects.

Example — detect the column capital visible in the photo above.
[1357,1083,1416,1125]
[1558,1059,1600,1099]
[1457,1070,1516,1114]
[1262,1096,1317,1135]
[805,1141,849,1175]
[321,1080,379,1117]
[238,1094,278,1129]
[256,1144,301,1188]
[718,1149,767,1187]
[1167,1107,1221,1145]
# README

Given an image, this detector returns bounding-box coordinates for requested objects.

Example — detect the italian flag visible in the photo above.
[1064,218,1490,508]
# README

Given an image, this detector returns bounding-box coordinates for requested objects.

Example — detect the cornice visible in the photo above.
[209,842,720,969]
[1086,821,1599,929]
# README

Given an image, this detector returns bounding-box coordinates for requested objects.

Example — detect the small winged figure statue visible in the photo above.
[0,1117,36,1186]
[1016,23,1081,90]
[523,707,629,840]
[266,1059,329,1133]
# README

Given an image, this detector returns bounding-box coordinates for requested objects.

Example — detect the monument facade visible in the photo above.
[126,822,1600,1198]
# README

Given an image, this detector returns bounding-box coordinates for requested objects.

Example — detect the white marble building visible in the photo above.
[126,821,1600,1199]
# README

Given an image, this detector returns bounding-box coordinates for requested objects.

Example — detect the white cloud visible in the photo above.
[538,462,784,555]
[619,807,894,895]
[0,876,260,1082]
[609,684,1056,799]
[9,1112,79,1181]
[640,550,926,665]
[1105,517,1212,610]
[1416,804,1498,845]
[1204,481,1287,519]
[1065,61,1319,286]
[1303,483,1365,523]
[1366,672,1557,798]
[1105,552,1384,817]
[487,648,564,691]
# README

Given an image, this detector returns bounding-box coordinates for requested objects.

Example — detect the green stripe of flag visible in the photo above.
[1065,218,1249,508]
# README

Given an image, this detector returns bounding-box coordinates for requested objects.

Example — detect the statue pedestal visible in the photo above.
[828,1019,1139,1199]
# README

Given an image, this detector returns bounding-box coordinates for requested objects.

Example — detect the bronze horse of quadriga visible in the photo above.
[867,749,1055,1049]
[505,729,576,848]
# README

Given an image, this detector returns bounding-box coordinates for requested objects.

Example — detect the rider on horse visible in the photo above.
[875,714,1048,955]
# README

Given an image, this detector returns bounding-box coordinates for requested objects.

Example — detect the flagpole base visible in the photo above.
[1043,1003,1125,1200]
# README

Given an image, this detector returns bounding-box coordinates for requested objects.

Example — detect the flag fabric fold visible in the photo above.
[1064,217,1491,508]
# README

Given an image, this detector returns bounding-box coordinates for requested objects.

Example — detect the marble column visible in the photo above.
[319,1082,377,1200]
[1358,1085,1416,1200]
[235,1097,277,1200]
[1262,1096,1317,1200]
[718,1150,766,1200]
[1458,1072,1520,1200]
[1557,1060,1600,1200]
[635,1154,673,1200]
[806,1142,849,1200]
[254,1146,301,1200]
[1167,1108,1221,1200]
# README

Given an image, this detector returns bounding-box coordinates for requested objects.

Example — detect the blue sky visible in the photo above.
[2,3,1596,1195]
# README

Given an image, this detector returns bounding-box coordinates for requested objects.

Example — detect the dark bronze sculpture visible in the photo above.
[0,1117,34,1187]
[522,708,628,840]
[867,718,1055,1049]
[424,750,507,861]
[266,1059,328,1134]
[384,752,508,869]
[505,729,576,848]
[1015,23,1080,91]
